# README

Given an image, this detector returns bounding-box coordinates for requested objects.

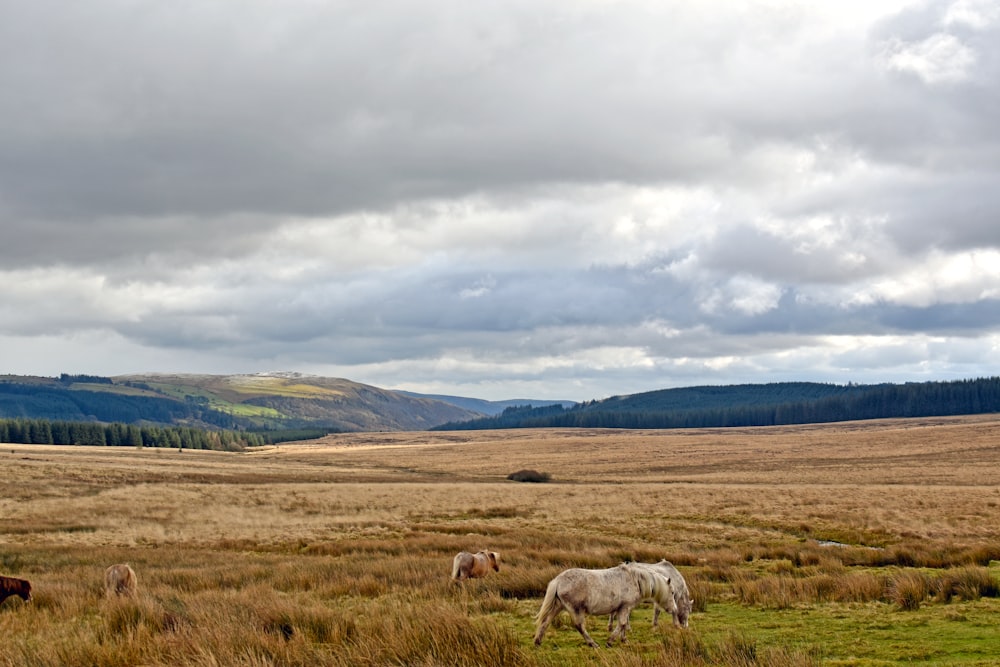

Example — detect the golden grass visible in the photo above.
[2,415,1000,665]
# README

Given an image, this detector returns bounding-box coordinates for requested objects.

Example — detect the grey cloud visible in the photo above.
[3,1,1000,400]
[0,1,914,223]
[0,216,277,268]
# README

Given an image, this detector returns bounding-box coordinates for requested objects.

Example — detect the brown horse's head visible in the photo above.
[487,551,500,572]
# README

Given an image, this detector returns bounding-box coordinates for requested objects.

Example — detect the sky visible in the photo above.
[2,0,999,402]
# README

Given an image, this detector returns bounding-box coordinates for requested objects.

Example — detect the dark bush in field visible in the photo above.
[506,469,551,483]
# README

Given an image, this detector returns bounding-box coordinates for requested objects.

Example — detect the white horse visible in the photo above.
[534,562,676,648]
[609,560,694,632]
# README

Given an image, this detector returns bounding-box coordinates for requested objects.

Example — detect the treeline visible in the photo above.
[0,382,228,426]
[0,379,333,431]
[433,378,1000,430]
[58,373,113,385]
[0,418,264,451]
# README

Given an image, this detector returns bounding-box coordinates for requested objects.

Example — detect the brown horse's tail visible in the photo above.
[451,554,462,581]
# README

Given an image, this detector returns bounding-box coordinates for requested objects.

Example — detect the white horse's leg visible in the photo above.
[570,610,600,648]
[607,613,628,634]
[533,598,564,646]
[608,607,632,646]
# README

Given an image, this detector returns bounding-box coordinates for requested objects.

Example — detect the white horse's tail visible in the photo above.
[451,554,462,580]
[534,580,560,625]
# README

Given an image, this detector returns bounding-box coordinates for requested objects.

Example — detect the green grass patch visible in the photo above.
[695,597,1000,666]
[224,376,347,399]
[66,383,163,397]
[142,382,287,419]
[501,595,1000,666]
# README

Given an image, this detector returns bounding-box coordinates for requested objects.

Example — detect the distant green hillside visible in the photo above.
[433,378,1000,430]
[0,373,482,432]
[396,391,576,415]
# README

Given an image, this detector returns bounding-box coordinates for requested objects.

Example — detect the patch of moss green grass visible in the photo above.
[503,597,1000,666]
[697,597,1000,666]
[144,382,286,419]
[67,382,163,397]
[225,376,347,399]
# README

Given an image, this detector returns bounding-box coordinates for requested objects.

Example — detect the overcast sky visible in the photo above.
[2,0,999,401]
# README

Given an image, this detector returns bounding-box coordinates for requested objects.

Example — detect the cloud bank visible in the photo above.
[2,0,999,400]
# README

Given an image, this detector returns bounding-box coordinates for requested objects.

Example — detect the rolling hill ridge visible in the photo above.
[434,378,1000,430]
[5,373,1000,435]
[0,372,482,432]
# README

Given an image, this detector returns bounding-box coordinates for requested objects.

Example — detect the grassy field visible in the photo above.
[2,415,1000,666]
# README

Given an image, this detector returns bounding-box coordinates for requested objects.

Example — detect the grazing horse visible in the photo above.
[609,560,694,632]
[104,564,138,597]
[451,551,500,581]
[533,562,675,648]
[0,575,32,605]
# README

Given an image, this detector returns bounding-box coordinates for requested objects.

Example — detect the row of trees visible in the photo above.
[0,382,201,424]
[435,377,1000,431]
[0,418,265,451]
[0,380,321,431]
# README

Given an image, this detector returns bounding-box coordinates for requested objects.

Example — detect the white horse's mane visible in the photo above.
[621,562,674,607]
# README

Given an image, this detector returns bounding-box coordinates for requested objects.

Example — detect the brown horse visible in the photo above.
[451,551,500,581]
[104,564,138,597]
[534,563,675,648]
[0,575,32,605]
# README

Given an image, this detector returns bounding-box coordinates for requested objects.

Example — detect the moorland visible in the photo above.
[2,415,1000,666]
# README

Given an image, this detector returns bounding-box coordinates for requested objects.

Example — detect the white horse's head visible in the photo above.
[649,571,677,612]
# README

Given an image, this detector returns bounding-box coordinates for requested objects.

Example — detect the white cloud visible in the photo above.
[943,0,1000,29]
[460,275,497,299]
[882,32,976,83]
[844,248,1000,308]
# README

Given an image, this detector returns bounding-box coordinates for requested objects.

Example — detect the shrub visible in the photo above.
[716,632,758,667]
[935,566,1000,602]
[890,570,929,611]
[832,571,887,603]
[506,469,551,483]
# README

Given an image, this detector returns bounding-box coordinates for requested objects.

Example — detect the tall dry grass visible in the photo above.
[3,416,1000,664]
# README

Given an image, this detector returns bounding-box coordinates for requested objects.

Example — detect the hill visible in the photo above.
[433,378,1000,430]
[395,391,576,416]
[0,372,481,432]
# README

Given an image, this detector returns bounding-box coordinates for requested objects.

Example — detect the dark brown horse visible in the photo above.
[0,575,32,605]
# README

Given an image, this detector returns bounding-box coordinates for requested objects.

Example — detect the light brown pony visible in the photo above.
[104,563,138,597]
[451,550,500,581]
[534,563,675,648]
